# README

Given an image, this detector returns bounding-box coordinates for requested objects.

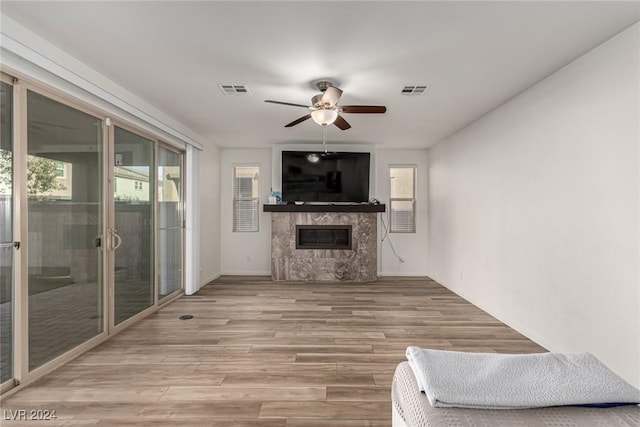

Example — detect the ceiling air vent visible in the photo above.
[218,84,251,96]
[401,85,429,96]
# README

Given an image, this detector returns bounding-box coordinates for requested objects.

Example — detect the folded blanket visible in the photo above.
[406,347,640,409]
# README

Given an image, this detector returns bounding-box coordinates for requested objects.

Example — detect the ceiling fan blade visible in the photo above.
[333,115,351,130]
[340,105,387,114]
[321,87,343,106]
[285,114,312,127]
[265,100,310,108]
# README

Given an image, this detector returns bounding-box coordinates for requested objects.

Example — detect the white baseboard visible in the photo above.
[378,272,430,277]
[221,270,272,276]
[210,271,429,280]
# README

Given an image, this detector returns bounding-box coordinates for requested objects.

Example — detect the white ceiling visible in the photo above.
[2,1,638,149]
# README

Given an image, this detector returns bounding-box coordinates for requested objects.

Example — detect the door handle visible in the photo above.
[112,229,122,250]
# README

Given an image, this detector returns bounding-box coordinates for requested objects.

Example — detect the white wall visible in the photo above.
[376,149,429,276]
[198,144,221,286]
[184,146,200,295]
[428,24,639,387]
[220,148,272,275]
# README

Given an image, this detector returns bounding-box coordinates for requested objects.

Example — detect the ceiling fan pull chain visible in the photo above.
[323,124,328,153]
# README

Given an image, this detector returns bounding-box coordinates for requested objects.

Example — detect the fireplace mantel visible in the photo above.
[263,203,385,213]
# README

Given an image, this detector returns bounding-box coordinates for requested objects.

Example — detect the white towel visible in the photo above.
[406,347,640,409]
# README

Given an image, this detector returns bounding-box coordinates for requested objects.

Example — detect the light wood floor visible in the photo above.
[1,276,545,426]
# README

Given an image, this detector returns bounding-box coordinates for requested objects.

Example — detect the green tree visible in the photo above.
[27,155,66,195]
[0,149,11,193]
[0,150,66,195]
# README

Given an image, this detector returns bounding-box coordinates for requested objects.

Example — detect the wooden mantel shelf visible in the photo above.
[263,203,385,213]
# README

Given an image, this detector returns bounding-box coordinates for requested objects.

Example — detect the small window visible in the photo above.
[54,161,65,177]
[389,166,416,233]
[233,165,259,232]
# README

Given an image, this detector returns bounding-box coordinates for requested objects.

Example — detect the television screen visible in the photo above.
[282,151,370,203]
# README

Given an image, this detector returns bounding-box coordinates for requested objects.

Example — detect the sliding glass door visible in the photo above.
[112,126,154,325]
[0,76,188,393]
[27,90,104,371]
[158,146,184,300]
[0,79,15,388]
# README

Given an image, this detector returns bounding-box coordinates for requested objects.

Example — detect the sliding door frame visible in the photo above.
[0,73,20,393]
[157,142,185,305]
[0,69,188,395]
[106,119,158,335]
[10,77,111,388]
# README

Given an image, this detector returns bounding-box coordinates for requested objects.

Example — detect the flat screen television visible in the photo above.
[281,151,370,203]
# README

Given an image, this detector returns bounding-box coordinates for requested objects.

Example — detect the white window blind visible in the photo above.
[389,166,416,233]
[233,166,259,232]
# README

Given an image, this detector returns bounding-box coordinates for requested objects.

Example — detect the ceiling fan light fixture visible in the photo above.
[306,153,321,163]
[266,81,385,130]
[311,109,338,126]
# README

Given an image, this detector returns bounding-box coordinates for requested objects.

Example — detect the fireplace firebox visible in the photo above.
[296,225,352,250]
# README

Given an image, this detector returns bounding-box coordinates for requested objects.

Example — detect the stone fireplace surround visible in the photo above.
[265,204,385,281]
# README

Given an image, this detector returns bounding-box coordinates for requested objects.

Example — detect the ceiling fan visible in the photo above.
[265,80,386,130]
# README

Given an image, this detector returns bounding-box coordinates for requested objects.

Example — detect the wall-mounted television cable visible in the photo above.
[380,213,405,263]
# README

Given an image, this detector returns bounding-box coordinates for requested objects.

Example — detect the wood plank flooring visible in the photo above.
[0,276,546,426]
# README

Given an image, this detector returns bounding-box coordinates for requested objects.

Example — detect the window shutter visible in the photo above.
[233,199,259,232]
[233,166,259,232]
[235,177,253,198]
[390,199,415,233]
[389,166,416,233]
